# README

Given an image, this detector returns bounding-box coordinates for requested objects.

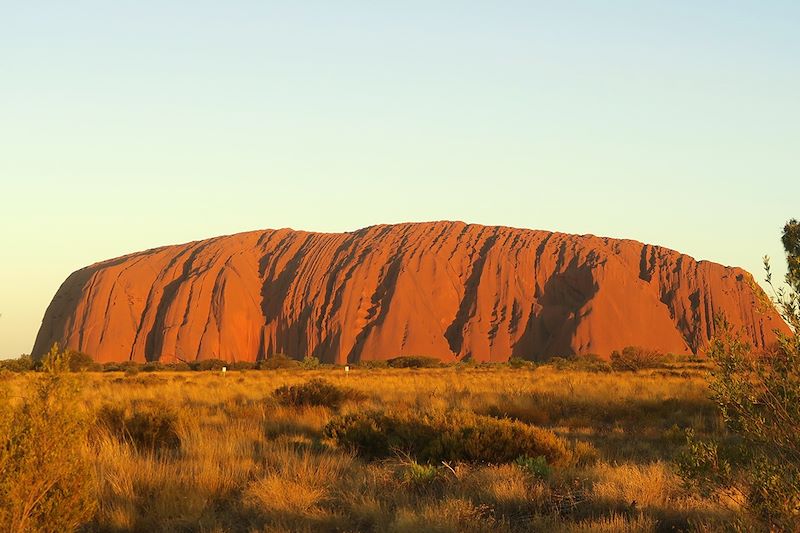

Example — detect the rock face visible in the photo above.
[33,222,788,363]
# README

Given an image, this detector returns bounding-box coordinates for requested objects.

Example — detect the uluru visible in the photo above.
[33,222,787,364]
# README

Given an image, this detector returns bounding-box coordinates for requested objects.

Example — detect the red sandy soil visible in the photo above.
[33,222,788,363]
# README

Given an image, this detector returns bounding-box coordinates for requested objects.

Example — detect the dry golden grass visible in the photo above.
[0,364,736,532]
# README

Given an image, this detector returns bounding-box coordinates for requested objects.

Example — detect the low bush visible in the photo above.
[325,409,582,465]
[96,403,181,453]
[387,356,441,368]
[610,346,668,371]
[550,354,612,372]
[227,361,256,371]
[102,361,140,372]
[357,359,388,369]
[514,455,551,479]
[0,354,34,372]
[273,379,364,409]
[508,357,534,369]
[165,361,191,371]
[141,361,165,372]
[257,353,301,370]
[190,358,228,371]
[301,356,321,369]
[66,350,95,372]
[399,461,440,487]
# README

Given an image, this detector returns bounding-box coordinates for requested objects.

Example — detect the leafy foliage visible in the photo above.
[514,455,551,479]
[0,345,96,532]
[679,219,800,530]
[301,356,321,369]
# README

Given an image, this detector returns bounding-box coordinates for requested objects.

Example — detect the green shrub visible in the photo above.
[300,356,321,369]
[514,455,551,479]
[357,359,388,369]
[124,365,140,377]
[508,356,534,369]
[65,350,95,372]
[190,358,228,371]
[0,354,34,372]
[325,409,578,465]
[227,361,255,371]
[141,361,165,372]
[273,379,364,409]
[399,461,440,487]
[0,345,96,532]
[103,361,140,372]
[257,353,300,370]
[678,219,800,530]
[165,361,191,371]
[386,356,442,368]
[610,346,667,371]
[96,403,181,453]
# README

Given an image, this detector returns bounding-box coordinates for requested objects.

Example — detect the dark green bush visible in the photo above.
[515,455,551,479]
[325,409,579,465]
[273,379,364,409]
[64,350,95,372]
[227,361,255,371]
[610,346,668,371]
[165,361,191,371]
[300,356,321,369]
[357,359,388,369]
[508,356,534,369]
[0,354,34,372]
[102,361,140,372]
[257,353,300,370]
[141,361,165,372]
[96,403,181,452]
[386,356,442,368]
[550,354,612,372]
[190,358,228,371]
[124,365,140,377]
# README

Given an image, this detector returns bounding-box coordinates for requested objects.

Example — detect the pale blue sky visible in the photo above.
[1,2,798,357]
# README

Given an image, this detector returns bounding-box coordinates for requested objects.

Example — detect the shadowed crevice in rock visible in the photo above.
[444,230,500,357]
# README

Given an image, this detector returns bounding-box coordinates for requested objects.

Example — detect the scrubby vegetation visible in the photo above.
[273,378,364,409]
[96,403,182,453]
[610,347,671,371]
[386,355,442,368]
[0,345,96,532]
[325,409,585,466]
[0,360,735,531]
[679,219,800,530]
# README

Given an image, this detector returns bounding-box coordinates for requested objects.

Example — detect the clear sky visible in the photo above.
[1,2,798,358]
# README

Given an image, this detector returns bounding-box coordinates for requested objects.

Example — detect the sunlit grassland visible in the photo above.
[1,364,734,532]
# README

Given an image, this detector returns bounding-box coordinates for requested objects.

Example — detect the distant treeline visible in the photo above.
[1,348,703,375]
